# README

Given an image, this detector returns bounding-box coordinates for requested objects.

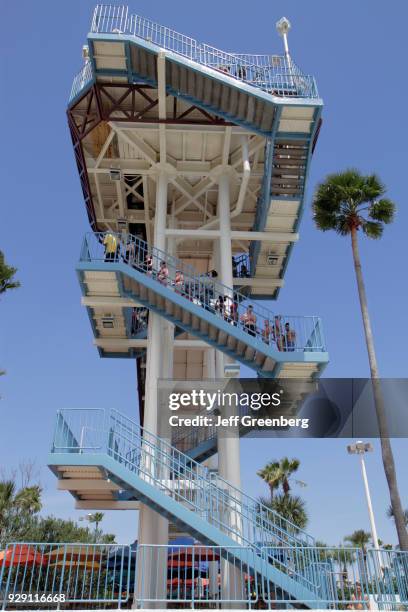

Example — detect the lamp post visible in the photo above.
[276,17,292,63]
[347,441,380,551]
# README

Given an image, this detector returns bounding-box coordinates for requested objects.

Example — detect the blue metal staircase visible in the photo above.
[78,233,328,378]
[48,408,328,607]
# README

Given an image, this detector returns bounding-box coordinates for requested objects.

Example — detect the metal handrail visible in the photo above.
[69,4,319,102]
[69,61,93,102]
[51,408,314,550]
[80,232,327,354]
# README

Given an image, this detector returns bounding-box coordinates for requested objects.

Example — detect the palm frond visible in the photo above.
[369,198,396,224]
[312,170,395,239]
[362,220,383,239]
[363,174,386,200]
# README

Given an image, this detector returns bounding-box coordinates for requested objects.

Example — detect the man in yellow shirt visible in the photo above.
[103,232,118,261]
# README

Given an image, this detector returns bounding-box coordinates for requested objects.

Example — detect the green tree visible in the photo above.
[0,251,20,296]
[262,493,308,531]
[257,457,302,499]
[0,480,42,547]
[88,512,105,543]
[313,169,408,551]
[29,516,115,544]
[278,457,301,495]
[0,475,115,547]
[257,462,281,502]
[344,529,372,554]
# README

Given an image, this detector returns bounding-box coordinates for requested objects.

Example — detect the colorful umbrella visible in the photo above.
[168,547,220,563]
[45,545,102,567]
[0,545,46,567]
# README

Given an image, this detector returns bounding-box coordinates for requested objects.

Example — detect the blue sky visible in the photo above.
[0,0,407,546]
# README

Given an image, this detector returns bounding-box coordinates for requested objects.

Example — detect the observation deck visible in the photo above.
[68,4,323,302]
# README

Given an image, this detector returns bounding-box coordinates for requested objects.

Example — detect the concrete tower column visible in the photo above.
[216,171,241,490]
[216,171,243,608]
[135,170,168,608]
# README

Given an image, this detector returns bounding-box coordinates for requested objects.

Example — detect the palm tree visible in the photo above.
[0,479,42,547]
[88,512,104,543]
[0,480,16,527]
[0,251,20,296]
[279,457,301,495]
[257,457,302,500]
[313,169,408,551]
[14,486,42,514]
[267,494,308,531]
[344,529,372,555]
[257,461,281,502]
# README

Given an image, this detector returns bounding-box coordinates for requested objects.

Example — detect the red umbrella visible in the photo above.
[0,545,46,568]
[168,547,220,563]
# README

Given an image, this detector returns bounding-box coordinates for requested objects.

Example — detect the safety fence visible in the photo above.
[1,543,407,609]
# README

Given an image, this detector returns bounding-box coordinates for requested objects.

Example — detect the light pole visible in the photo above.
[347,441,380,550]
[276,17,292,64]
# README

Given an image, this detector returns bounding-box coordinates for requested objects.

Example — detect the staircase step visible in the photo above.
[148,289,157,305]
[199,319,209,335]
[208,326,218,341]
[191,314,200,330]
[262,357,275,372]
[226,335,238,351]
[165,300,174,316]
[173,305,182,321]
[254,351,266,367]
[156,295,165,310]
[203,79,212,105]
[217,330,227,346]
[181,310,191,326]
[244,346,256,361]
[236,340,246,356]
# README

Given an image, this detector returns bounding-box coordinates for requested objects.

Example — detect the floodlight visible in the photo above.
[276,17,291,37]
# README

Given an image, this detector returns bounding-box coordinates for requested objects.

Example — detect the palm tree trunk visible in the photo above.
[351,227,408,551]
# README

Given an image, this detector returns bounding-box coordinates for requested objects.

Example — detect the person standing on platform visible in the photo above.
[157,260,169,286]
[103,232,118,261]
[174,269,184,294]
[262,319,271,344]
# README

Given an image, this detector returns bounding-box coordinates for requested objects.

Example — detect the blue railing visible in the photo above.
[51,407,314,549]
[69,4,319,102]
[2,542,406,609]
[80,232,327,355]
[0,543,130,607]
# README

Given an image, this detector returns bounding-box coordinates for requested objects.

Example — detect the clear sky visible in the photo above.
[1,0,407,547]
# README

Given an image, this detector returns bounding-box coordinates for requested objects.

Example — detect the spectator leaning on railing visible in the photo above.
[240,305,257,337]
